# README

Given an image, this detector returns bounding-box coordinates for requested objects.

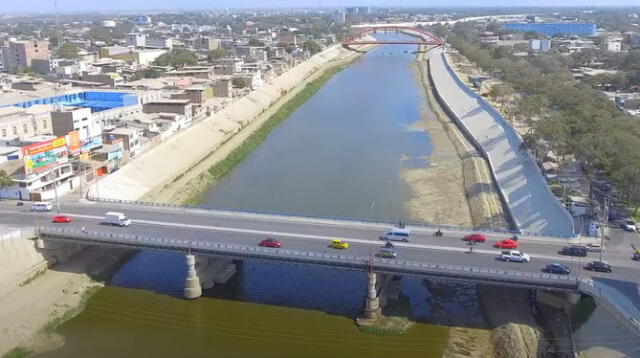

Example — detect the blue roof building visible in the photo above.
[3,91,139,113]
[506,22,597,37]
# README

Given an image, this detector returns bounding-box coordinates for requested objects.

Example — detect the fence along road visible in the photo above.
[428,47,575,237]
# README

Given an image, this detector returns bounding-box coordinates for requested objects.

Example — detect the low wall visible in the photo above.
[428,48,574,237]
[89,45,363,201]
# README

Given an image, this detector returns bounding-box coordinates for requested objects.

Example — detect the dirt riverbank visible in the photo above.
[403,48,508,229]
[0,245,132,357]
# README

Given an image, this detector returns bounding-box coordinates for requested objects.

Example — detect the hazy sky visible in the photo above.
[3,0,640,13]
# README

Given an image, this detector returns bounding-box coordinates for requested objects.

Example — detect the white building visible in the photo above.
[126,33,146,48]
[530,39,551,53]
[0,161,77,201]
[606,39,623,52]
[331,11,346,24]
[50,107,102,143]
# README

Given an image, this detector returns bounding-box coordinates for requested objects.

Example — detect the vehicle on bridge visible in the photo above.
[585,261,613,273]
[586,243,604,252]
[380,228,410,242]
[104,212,132,227]
[495,239,518,249]
[560,245,588,257]
[330,239,349,250]
[500,250,531,263]
[543,263,571,275]
[31,202,53,212]
[259,238,282,248]
[377,246,398,259]
[463,233,487,243]
[52,215,72,223]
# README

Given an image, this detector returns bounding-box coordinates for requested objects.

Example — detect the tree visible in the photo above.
[303,40,322,55]
[516,94,549,133]
[523,31,539,40]
[248,38,264,46]
[56,43,80,59]
[153,48,198,68]
[487,83,514,111]
[207,48,228,61]
[0,170,14,189]
[232,78,246,88]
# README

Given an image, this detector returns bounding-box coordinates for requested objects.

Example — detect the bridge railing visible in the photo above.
[85,196,578,239]
[38,226,577,288]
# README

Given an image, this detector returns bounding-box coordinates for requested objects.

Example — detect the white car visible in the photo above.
[500,250,530,263]
[586,243,604,252]
[623,219,637,232]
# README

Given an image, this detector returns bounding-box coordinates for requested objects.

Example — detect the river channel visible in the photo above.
[37,36,483,358]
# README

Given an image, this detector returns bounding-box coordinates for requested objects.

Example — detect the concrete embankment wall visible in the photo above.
[0,229,44,290]
[91,45,365,201]
[428,48,574,237]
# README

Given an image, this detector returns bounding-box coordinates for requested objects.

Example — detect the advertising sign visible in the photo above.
[67,131,81,156]
[22,137,68,174]
[82,136,103,152]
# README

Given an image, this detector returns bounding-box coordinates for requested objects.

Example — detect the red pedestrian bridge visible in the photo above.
[341,26,445,47]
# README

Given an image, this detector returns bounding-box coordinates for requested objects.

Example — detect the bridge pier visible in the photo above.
[34,237,84,265]
[364,271,382,319]
[184,254,237,299]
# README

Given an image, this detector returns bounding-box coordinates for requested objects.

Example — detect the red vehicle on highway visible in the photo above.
[52,215,72,223]
[259,238,282,248]
[495,239,519,249]
[463,233,487,243]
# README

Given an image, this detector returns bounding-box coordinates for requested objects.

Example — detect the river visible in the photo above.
[37,36,484,358]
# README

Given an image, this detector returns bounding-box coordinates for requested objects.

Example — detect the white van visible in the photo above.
[32,202,53,212]
[380,228,411,242]
[104,212,132,227]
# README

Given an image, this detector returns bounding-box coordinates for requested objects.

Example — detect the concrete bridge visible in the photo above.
[1,198,639,332]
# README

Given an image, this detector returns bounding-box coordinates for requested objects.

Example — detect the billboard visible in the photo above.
[67,131,81,156]
[22,137,68,175]
[82,136,103,152]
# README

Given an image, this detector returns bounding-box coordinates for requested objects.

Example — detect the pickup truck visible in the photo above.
[500,250,530,263]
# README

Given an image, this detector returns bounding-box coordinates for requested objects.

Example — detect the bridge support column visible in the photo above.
[566,292,582,305]
[184,254,202,300]
[364,271,382,320]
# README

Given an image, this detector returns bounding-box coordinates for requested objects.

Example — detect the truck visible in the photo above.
[104,212,131,227]
[500,250,530,263]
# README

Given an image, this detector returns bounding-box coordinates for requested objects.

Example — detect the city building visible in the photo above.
[194,36,221,51]
[126,33,146,48]
[103,126,143,159]
[506,22,597,37]
[605,38,623,52]
[479,32,499,45]
[134,15,152,25]
[331,11,346,24]
[142,99,193,121]
[530,39,552,52]
[50,107,103,143]
[0,105,53,141]
[145,37,173,49]
[1,40,50,72]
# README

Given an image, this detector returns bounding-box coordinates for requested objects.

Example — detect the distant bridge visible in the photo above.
[341,26,445,47]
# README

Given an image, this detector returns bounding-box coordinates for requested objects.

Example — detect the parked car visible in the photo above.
[500,250,530,263]
[380,228,410,242]
[543,263,571,275]
[330,239,349,250]
[259,238,282,248]
[623,219,637,232]
[560,245,588,257]
[463,233,487,243]
[586,243,604,252]
[495,239,518,249]
[52,215,72,223]
[585,261,613,273]
[377,247,398,259]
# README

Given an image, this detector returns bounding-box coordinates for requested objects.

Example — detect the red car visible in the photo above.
[463,233,487,243]
[52,215,72,223]
[495,239,519,249]
[259,238,282,248]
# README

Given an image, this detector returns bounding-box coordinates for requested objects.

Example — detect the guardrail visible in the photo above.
[38,226,577,290]
[85,196,577,239]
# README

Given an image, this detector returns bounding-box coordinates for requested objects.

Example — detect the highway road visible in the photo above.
[1,200,639,285]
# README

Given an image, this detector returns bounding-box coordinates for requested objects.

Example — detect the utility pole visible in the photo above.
[600,196,608,262]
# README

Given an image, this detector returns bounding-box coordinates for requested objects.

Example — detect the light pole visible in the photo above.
[368,201,376,240]
[599,196,608,263]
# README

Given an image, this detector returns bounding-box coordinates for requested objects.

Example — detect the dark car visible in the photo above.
[585,261,613,273]
[259,238,282,248]
[560,245,587,257]
[543,263,571,275]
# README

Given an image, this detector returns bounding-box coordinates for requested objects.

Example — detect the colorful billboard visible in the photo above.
[67,131,81,156]
[22,137,68,174]
[82,136,103,152]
